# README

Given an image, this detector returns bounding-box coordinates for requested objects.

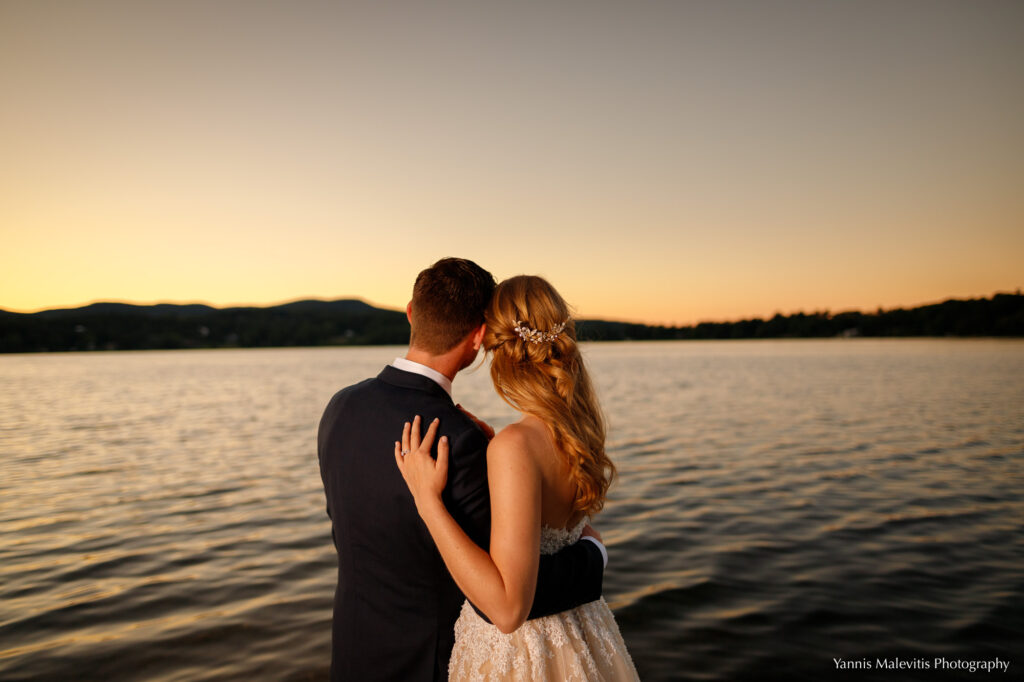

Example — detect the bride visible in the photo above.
[395,275,639,681]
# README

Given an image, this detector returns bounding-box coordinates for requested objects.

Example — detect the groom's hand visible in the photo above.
[580,524,609,569]
[456,404,495,441]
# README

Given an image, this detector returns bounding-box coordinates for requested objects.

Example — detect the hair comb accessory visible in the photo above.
[513,319,568,344]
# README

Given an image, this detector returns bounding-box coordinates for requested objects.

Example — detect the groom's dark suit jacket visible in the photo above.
[318,365,604,682]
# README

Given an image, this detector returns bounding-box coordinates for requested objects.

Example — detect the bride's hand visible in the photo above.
[394,415,449,509]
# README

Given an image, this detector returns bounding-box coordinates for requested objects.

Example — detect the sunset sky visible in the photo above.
[1,1,1021,325]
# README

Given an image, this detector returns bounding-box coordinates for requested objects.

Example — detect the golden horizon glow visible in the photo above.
[4,284,1021,329]
[2,1,1022,326]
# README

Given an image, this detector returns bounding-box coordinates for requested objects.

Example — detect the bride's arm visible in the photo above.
[395,415,541,634]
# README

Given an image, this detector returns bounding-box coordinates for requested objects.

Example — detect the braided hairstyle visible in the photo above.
[483,275,616,515]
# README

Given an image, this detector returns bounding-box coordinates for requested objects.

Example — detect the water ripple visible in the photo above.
[1,342,1022,681]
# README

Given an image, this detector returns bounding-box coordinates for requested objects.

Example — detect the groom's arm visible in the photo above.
[468,533,606,622]
[527,537,605,619]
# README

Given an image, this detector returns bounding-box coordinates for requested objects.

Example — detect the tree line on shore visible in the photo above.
[1,292,1021,353]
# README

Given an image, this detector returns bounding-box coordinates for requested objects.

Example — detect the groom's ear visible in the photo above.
[406,302,413,324]
[471,322,486,351]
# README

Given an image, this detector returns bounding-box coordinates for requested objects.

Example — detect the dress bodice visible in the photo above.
[538,516,588,555]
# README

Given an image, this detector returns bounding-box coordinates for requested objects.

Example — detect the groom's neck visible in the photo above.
[405,345,462,383]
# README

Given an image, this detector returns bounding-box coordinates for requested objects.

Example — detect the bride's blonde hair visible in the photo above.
[484,275,615,515]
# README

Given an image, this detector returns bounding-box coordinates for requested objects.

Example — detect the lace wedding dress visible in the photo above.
[448,518,640,681]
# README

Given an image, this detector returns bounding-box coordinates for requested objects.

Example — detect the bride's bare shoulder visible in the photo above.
[488,421,542,463]
[490,417,553,465]
[490,422,529,450]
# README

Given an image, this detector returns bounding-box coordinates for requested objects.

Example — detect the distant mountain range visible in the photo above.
[1,292,1021,353]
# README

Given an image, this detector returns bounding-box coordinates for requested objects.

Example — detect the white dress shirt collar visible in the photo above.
[392,357,453,398]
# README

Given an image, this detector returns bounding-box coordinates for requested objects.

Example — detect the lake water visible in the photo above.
[1,340,1022,681]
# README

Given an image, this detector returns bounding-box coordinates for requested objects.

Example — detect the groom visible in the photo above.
[317,258,607,681]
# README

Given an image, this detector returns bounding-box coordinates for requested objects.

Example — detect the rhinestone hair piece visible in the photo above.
[513,319,568,344]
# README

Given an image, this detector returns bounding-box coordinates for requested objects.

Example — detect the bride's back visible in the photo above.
[498,414,585,531]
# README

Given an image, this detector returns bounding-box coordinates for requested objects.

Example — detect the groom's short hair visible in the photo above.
[410,257,495,354]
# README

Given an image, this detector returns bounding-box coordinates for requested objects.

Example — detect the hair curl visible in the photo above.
[484,275,616,515]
